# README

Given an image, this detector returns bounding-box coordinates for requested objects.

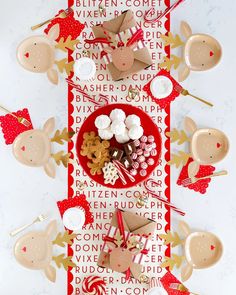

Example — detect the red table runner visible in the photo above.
[67,0,171,293]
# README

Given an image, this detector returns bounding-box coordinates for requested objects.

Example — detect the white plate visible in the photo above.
[63,207,85,231]
[74,57,96,81]
[150,75,173,99]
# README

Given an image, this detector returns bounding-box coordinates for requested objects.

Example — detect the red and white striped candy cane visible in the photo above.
[113,160,136,183]
[66,78,109,107]
[144,0,185,24]
[144,178,185,216]
[112,160,127,185]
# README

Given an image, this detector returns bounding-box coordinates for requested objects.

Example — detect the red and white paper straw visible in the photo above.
[144,0,185,24]
[144,178,185,216]
[66,78,109,106]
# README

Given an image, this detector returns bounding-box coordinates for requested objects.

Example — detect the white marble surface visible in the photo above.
[0,0,235,294]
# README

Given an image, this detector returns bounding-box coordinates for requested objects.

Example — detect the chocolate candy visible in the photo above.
[121,155,133,169]
[109,147,124,161]
[124,141,136,155]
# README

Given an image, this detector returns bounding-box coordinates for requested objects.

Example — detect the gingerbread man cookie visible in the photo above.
[80,132,110,175]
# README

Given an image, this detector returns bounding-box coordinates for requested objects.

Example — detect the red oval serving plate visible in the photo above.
[76,103,162,189]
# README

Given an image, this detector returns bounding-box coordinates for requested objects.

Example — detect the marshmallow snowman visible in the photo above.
[17,24,60,84]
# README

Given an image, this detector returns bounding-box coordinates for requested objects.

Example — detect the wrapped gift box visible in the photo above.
[91,10,152,81]
[98,209,156,280]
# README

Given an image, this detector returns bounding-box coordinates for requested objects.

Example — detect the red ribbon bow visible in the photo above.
[103,210,149,281]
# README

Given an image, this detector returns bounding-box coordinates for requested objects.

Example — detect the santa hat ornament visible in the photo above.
[0,110,73,178]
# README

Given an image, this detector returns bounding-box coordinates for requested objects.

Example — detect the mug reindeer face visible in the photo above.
[13,129,51,167]
[17,36,55,73]
[14,232,53,270]
[110,247,134,272]
[104,43,137,72]
[190,128,229,165]
[185,232,223,269]
[108,239,141,273]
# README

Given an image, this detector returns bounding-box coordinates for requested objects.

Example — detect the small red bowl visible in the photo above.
[76,103,162,188]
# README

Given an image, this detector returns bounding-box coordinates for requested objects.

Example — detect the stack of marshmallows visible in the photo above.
[95,109,144,144]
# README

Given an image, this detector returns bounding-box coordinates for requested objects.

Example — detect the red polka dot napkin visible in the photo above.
[143,69,182,109]
[57,194,94,226]
[44,9,85,41]
[0,109,33,145]
[177,158,215,194]
[160,271,190,295]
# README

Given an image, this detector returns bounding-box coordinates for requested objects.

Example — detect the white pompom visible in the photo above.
[125,114,141,129]
[110,120,126,135]
[95,115,111,130]
[128,125,144,140]
[115,128,130,143]
[98,127,113,140]
[110,109,126,122]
